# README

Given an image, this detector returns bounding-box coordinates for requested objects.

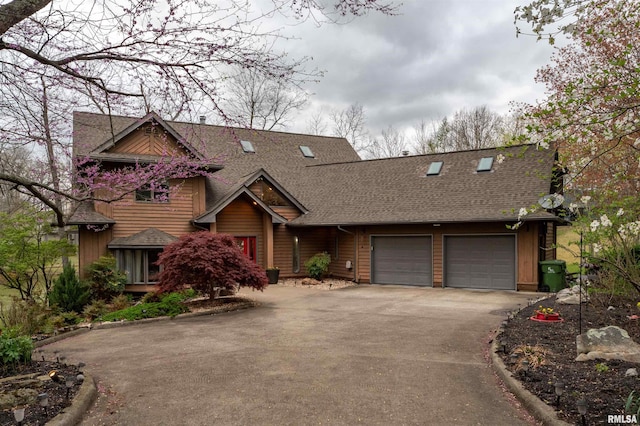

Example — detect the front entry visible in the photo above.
[235,237,257,263]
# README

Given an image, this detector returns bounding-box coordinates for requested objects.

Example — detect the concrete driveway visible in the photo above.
[43,285,536,425]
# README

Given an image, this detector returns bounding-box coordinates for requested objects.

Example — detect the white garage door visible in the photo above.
[371,236,432,286]
[444,235,516,290]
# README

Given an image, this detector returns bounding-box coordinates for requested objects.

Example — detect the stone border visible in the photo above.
[46,373,96,426]
[490,294,571,426]
[491,339,571,426]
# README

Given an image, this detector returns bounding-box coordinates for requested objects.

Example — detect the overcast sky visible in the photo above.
[271,0,557,138]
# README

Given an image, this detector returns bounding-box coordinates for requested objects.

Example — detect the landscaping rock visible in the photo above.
[576,326,640,362]
[556,285,589,305]
[625,368,638,377]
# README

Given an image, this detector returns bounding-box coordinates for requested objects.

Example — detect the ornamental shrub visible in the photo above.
[304,252,331,280]
[157,232,268,299]
[0,298,49,336]
[49,264,91,313]
[86,255,127,301]
[98,291,192,322]
[0,327,33,372]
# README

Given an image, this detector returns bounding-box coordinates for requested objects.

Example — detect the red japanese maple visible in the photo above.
[156,232,268,299]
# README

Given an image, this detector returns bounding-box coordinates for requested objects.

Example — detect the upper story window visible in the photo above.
[240,140,255,153]
[135,182,169,203]
[299,145,315,158]
[426,161,443,176]
[477,157,494,172]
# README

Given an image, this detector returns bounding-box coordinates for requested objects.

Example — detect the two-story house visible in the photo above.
[69,111,560,293]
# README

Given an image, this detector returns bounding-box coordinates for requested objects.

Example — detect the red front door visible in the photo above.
[235,237,257,263]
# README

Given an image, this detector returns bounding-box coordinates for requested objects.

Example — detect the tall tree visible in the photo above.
[330,103,370,155]
[222,67,308,130]
[0,0,397,225]
[367,125,408,158]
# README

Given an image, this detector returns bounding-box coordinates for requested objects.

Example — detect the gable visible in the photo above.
[106,124,188,157]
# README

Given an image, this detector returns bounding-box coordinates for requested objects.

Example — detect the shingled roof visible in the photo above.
[73,111,360,212]
[286,145,557,226]
[73,112,557,227]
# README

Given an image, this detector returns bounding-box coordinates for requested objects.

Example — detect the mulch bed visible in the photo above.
[498,293,640,425]
[0,360,80,425]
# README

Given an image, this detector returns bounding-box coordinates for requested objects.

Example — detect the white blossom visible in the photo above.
[590,219,600,232]
[569,202,579,212]
[617,208,625,217]
[593,243,602,254]
[496,154,505,164]
[518,207,528,220]
[580,195,591,205]
[600,214,612,227]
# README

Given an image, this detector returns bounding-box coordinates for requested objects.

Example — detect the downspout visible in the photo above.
[191,220,210,231]
[337,226,357,283]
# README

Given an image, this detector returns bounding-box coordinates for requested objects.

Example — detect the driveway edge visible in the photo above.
[491,333,571,425]
[46,373,97,426]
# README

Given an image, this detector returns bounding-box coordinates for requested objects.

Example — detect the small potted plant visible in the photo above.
[266,266,280,284]
[534,305,561,321]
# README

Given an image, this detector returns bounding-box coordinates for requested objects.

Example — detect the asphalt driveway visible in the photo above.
[44,285,536,425]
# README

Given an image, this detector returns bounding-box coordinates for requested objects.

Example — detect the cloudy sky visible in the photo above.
[269,0,557,138]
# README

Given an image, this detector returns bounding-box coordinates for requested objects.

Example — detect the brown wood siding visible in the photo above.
[78,226,113,278]
[111,179,198,239]
[216,198,265,268]
[273,224,293,275]
[273,227,331,278]
[107,127,186,156]
[354,223,539,291]
[328,228,356,280]
[517,222,539,291]
[192,176,206,217]
[272,206,301,221]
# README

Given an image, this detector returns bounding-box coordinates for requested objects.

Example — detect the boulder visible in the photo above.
[576,326,640,362]
[556,285,589,305]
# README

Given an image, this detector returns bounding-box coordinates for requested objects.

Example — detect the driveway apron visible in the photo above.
[43,286,535,425]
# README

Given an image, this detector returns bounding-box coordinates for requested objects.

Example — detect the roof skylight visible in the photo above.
[240,140,255,153]
[477,156,494,172]
[300,145,315,158]
[426,161,443,176]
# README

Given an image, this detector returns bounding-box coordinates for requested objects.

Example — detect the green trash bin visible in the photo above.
[539,260,567,292]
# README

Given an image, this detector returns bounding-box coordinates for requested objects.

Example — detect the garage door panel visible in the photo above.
[371,236,432,286]
[445,236,515,290]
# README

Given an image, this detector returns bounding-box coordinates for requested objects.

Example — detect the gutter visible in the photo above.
[337,226,357,282]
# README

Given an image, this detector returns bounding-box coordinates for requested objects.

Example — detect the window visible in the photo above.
[292,236,300,273]
[426,161,443,176]
[116,249,163,284]
[240,140,255,153]
[135,182,169,203]
[299,145,315,158]
[477,157,494,172]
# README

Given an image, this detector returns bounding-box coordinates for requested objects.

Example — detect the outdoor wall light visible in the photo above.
[13,407,25,425]
[554,381,564,407]
[521,359,530,378]
[577,399,587,426]
[77,362,85,373]
[38,393,48,416]
[499,341,507,354]
[59,355,66,366]
[76,373,85,384]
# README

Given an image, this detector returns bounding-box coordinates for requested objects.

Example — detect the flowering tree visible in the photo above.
[156,232,268,299]
[571,198,640,297]
[518,0,640,200]
[0,0,397,226]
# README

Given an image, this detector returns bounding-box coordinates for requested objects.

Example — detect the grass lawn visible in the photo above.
[556,225,581,273]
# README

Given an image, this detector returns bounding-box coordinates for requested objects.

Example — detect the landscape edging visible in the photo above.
[45,373,96,426]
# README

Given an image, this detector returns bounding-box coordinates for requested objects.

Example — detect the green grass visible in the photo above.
[557,226,581,263]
